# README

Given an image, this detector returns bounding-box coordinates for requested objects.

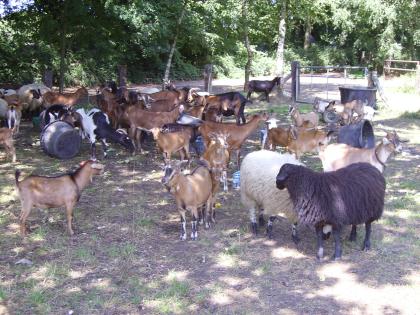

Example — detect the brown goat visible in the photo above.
[287,127,331,159]
[201,133,230,223]
[264,125,293,151]
[150,126,192,164]
[289,105,319,128]
[0,128,16,162]
[162,161,213,240]
[43,87,88,108]
[199,113,268,167]
[124,104,184,151]
[15,160,104,236]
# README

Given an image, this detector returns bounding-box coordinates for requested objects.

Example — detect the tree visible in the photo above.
[275,0,287,77]
[242,0,252,91]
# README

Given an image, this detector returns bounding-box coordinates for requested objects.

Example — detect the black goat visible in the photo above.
[276,163,386,260]
[247,77,281,102]
[76,108,135,159]
[39,104,71,130]
[205,92,251,125]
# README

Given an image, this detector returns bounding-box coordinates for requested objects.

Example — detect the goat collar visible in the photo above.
[70,175,82,201]
[374,146,386,171]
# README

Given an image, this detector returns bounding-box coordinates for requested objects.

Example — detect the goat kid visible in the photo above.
[76,108,135,160]
[289,105,319,128]
[15,160,104,236]
[6,103,22,134]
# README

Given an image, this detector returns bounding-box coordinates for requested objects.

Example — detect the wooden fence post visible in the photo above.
[42,69,53,88]
[368,71,377,88]
[118,65,127,87]
[204,64,213,93]
[291,61,300,102]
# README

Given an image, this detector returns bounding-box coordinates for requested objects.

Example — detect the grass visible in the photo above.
[399,110,420,120]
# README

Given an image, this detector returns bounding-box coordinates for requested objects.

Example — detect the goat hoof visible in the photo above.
[332,255,342,261]
[180,234,187,241]
[292,235,301,245]
[362,244,371,251]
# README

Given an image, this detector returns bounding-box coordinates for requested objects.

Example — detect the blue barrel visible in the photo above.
[338,120,375,149]
[194,136,205,155]
[232,171,240,190]
[339,85,377,108]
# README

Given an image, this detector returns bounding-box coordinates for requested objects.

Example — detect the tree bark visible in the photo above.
[304,15,312,50]
[275,0,287,78]
[163,1,187,88]
[243,0,252,91]
[58,3,68,93]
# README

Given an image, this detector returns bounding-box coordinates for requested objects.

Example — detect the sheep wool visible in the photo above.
[240,150,303,239]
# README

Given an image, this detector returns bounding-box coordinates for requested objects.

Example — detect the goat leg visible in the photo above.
[100,139,108,158]
[191,208,198,240]
[291,223,300,244]
[316,225,324,260]
[265,91,269,102]
[179,212,187,241]
[91,142,97,160]
[362,221,373,251]
[19,203,32,237]
[65,202,75,236]
[332,226,342,260]
[246,91,252,100]
[349,224,357,241]
[250,208,258,236]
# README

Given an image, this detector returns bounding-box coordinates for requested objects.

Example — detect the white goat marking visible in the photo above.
[76,108,109,144]
[7,108,16,129]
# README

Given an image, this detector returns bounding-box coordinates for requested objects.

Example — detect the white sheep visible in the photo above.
[240,150,303,242]
[0,99,8,119]
[17,83,50,112]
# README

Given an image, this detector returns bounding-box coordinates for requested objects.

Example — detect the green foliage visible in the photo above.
[0,0,418,85]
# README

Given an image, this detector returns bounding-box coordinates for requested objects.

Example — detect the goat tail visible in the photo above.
[15,169,21,186]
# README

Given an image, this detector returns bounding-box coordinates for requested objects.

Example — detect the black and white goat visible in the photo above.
[76,108,135,159]
[39,104,72,129]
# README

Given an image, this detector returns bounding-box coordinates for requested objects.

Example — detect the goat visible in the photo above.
[247,77,281,102]
[276,163,386,260]
[264,125,294,151]
[150,125,192,164]
[199,113,268,167]
[204,92,251,125]
[201,133,230,223]
[289,105,319,128]
[6,103,22,134]
[43,87,88,108]
[287,127,331,159]
[161,161,213,240]
[0,127,16,162]
[39,104,72,129]
[15,160,104,236]
[341,100,365,125]
[124,104,184,151]
[76,108,135,159]
[313,98,335,113]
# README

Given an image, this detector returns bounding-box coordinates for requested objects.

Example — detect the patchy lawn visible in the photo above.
[0,87,419,315]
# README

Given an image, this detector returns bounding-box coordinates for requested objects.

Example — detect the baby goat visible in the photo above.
[15,160,104,236]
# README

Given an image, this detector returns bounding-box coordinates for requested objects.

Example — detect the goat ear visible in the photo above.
[382,137,390,145]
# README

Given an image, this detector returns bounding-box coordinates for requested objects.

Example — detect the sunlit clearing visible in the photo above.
[316,263,420,314]
[271,247,305,259]
[165,270,189,282]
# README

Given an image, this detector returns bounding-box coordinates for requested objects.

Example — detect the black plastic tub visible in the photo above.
[339,85,377,108]
[41,121,81,159]
[337,120,375,149]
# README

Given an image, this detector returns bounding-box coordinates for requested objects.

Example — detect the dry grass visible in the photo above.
[0,84,419,314]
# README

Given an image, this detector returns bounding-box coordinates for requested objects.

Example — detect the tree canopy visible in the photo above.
[0,0,418,86]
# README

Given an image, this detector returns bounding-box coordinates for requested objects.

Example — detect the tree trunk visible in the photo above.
[59,34,66,93]
[163,2,187,88]
[275,0,287,78]
[304,16,312,50]
[243,0,252,91]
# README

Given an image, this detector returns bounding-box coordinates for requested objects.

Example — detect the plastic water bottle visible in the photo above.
[194,136,205,155]
[232,171,240,190]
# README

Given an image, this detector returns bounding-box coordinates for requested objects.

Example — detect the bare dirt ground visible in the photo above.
[0,77,419,315]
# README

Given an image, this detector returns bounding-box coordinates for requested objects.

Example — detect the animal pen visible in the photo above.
[287,61,369,104]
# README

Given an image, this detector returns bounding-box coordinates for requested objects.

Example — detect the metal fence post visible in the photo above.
[416,64,420,93]
[203,64,213,93]
[291,61,300,102]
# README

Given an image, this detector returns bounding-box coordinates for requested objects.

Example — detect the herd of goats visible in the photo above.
[0,76,406,260]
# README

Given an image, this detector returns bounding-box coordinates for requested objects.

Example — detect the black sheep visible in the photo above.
[276,163,386,260]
